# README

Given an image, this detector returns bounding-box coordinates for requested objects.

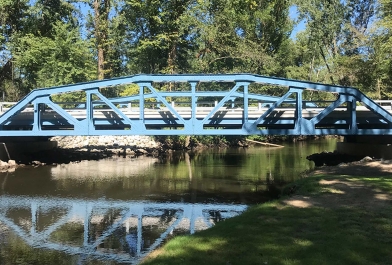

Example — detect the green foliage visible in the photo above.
[292,0,379,91]
[370,0,392,99]
[155,135,236,149]
[0,235,73,265]
[155,135,190,149]
[12,22,96,90]
[2,79,27,101]
[0,0,391,102]
[28,0,78,37]
[119,83,139,96]
[51,91,86,103]
[182,0,292,74]
[124,0,193,74]
[189,135,228,146]
[0,0,29,40]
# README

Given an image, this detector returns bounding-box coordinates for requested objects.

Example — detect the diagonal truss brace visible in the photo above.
[199,82,250,130]
[85,88,146,133]
[243,88,295,133]
[137,82,187,125]
[32,96,87,132]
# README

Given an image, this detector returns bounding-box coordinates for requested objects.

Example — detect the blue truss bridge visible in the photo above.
[0,74,392,136]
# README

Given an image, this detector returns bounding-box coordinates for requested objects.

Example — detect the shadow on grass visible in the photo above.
[142,164,392,265]
[142,202,392,265]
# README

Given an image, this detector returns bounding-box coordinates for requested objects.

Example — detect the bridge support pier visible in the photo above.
[0,137,57,162]
[337,135,392,159]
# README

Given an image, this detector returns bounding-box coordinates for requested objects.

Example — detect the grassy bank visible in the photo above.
[141,165,392,265]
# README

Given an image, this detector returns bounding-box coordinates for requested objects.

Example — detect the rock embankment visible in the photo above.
[51,135,160,155]
[50,135,161,159]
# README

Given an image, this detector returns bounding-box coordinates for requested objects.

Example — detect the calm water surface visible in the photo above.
[0,139,337,264]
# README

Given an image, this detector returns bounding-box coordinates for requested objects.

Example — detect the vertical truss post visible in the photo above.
[191,82,198,134]
[293,88,303,121]
[190,82,197,122]
[348,97,358,133]
[33,102,42,132]
[86,90,95,134]
[243,82,249,123]
[190,206,195,235]
[138,83,146,123]
[290,87,314,134]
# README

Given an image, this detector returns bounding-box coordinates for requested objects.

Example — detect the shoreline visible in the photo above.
[141,159,392,265]
[0,135,162,171]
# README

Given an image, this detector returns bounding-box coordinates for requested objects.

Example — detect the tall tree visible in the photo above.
[294,0,347,84]
[86,0,127,79]
[0,0,29,50]
[12,22,96,89]
[6,0,97,100]
[182,0,292,74]
[0,0,30,100]
[123,0,193,74]
[369,0,392,98]
[28,0,78,37]
[293,0,379,90]
[92,0,111,79]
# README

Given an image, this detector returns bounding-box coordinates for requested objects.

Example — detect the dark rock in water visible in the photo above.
[307,151,365,166]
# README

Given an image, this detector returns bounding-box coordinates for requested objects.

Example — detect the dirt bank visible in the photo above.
[284,159,392,210]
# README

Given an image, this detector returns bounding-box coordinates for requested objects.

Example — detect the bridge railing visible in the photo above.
[0,99,344,112]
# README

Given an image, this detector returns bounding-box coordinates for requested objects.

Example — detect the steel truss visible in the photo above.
[0,74,391,136]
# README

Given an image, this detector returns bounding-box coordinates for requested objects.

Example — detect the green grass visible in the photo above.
[141,174,392,265]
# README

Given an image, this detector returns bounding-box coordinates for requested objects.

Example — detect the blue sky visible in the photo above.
[289,6,307,39]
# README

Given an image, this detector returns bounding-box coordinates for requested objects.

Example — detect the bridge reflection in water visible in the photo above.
[0,195,246,264]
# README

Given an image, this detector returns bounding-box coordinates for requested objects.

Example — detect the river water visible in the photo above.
[0,138,337,264]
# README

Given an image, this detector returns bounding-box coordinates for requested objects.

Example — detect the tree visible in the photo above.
[182,0,292,75]
[84,0,129,80]
[123,0,194,74]
[292,0,381,96]
[294,0,347,84]
[28,0,78,37]
[13,22,96,89]
[368,0,392,99]
[91,0,111,80]
[0,0,30,100]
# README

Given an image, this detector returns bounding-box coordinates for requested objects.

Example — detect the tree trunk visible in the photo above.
[167,35,178,91]
[93,0,110,80]
[319,46,335,84]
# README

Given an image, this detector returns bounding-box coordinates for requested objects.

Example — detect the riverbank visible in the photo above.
[0,136,161,171]
[141,159,392,265]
